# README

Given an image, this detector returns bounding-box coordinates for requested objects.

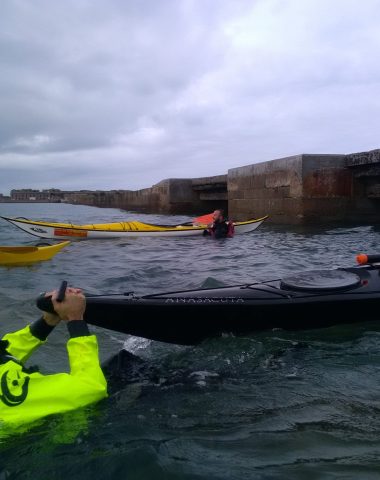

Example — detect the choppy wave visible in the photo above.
[1,203,380,479]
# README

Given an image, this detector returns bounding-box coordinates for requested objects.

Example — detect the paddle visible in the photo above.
[192,213,214,225]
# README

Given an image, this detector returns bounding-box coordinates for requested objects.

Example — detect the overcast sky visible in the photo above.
[1,0,380,194]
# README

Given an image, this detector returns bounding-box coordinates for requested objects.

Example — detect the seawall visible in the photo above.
[66,148,380,224]
[68,176,228,215]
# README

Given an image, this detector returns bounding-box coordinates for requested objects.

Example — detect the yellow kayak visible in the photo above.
[0,241,70,266]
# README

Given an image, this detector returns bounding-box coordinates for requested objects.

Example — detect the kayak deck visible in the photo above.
[1,216,268,232]
[37,265,380,345]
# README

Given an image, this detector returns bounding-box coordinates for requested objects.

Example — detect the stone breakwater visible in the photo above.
[67,176,228,216]
[67,148,380,224]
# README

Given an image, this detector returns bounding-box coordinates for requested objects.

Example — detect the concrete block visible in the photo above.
[303,168,352,198]
[65,148,380,224]
[264,171,292,188]
[345,148,380,167]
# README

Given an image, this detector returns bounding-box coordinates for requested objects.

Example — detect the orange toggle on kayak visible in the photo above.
[356,254,380,265]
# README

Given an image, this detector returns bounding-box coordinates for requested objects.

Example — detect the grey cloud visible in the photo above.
[1,0,380,194]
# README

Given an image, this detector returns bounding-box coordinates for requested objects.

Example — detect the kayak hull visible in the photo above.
[0,241,70,265]
[85,295,380,345]
[1,216,268,239]
[38,265,380,345]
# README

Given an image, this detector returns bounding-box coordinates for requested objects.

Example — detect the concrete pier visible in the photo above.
[63,147,380,224]
[68,176,228,215]
[228,154,352,223]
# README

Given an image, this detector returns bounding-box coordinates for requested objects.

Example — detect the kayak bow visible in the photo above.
[0,241,70,266]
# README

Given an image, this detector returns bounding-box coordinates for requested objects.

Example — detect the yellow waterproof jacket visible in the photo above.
[0,321,107,427]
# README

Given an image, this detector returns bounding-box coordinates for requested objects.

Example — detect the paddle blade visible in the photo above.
[193,213,213,225]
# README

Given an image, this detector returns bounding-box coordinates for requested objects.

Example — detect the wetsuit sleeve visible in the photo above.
[65,321,108,400]
[1,317,55,363]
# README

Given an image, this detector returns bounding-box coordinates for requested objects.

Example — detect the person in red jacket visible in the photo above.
[203,209,234,238]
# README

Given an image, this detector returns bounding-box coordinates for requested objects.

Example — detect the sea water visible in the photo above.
[0,203,380,479]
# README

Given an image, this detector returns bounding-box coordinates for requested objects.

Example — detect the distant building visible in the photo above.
[10,189,65,202]
[0,193,11,202]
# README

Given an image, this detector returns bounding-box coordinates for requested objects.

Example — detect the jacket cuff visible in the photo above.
[67,320,90,338]
[30,317,55,341]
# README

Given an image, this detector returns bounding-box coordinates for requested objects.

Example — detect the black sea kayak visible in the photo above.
[37,256,380,345]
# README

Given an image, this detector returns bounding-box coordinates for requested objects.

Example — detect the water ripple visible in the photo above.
[1,203,380,479]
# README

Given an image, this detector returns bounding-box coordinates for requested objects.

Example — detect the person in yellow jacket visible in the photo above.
[0,287,107,429]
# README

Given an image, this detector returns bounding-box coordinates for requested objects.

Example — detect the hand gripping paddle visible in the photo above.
[36,280,67,314]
